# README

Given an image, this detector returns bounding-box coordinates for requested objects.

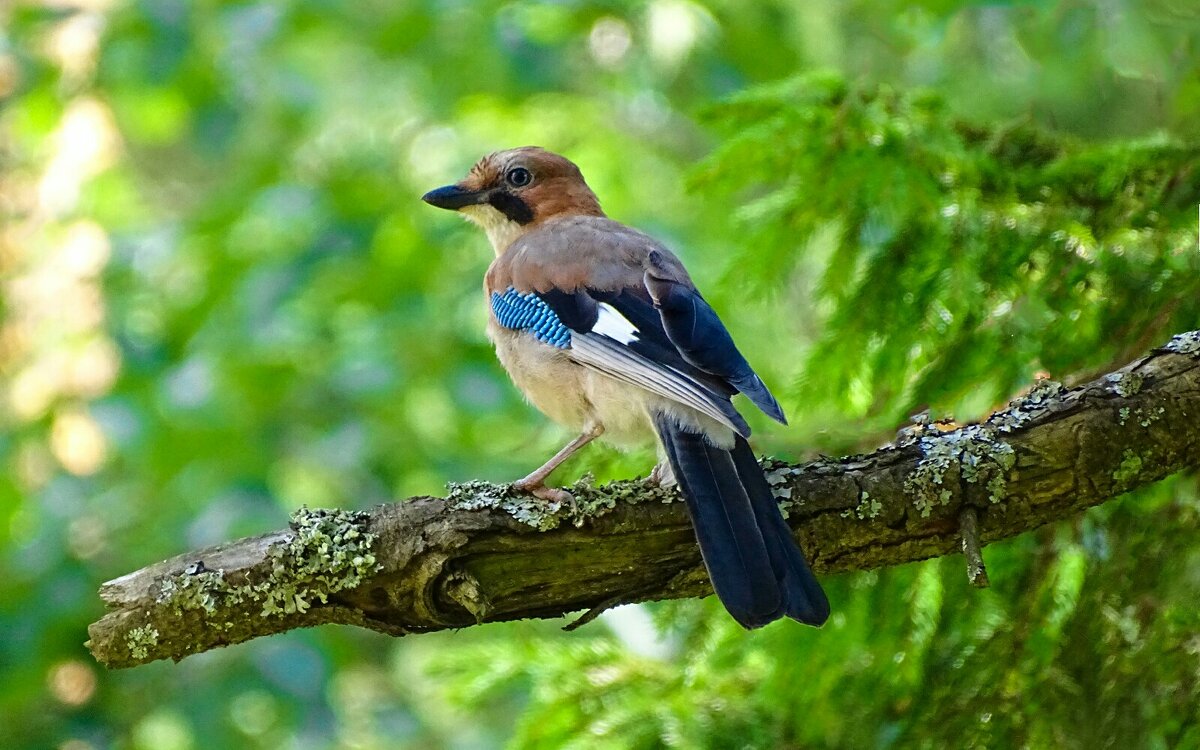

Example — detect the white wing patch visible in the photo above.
[593,303,639,344]
[569,335,749,436]
[564,298,749,437]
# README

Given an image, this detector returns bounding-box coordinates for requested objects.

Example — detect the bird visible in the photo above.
[421,146,829,629]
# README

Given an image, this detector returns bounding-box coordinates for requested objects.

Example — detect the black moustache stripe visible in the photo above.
[488,190,535,225]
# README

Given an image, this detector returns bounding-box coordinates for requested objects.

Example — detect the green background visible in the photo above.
[2,0,1199,747]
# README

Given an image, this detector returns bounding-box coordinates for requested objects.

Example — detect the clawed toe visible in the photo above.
[647,461,676,489]
[512,479,575,506]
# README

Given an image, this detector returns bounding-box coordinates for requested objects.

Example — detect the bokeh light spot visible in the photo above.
[50,409,108,476]
[47,660,96,707]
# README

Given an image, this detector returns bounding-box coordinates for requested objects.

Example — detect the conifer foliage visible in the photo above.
[697,75,1200,431]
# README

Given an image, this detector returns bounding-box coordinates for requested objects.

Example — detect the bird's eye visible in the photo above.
[506,167,532,187]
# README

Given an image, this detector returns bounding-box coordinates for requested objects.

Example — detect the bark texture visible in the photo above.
[87,333,1200,668]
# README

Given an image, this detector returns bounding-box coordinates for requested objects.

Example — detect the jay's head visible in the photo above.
[422,147,603,253]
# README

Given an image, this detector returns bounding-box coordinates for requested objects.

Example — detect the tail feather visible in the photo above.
[656,417,782,627]
[653,413,829,629]
[730,437,830,626]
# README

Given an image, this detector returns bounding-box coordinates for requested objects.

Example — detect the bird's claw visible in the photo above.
[647,461,676,489]
[512,479,576,509]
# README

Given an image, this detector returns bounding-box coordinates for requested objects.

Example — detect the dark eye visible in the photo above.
[506,167,532,187]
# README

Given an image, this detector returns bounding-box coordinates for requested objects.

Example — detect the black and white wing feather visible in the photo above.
[491,279,785,437]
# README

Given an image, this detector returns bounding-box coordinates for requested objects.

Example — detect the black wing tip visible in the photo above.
[761,397,788,426]
[732,374,789,425]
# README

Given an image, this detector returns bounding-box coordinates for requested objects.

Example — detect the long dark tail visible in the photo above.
[654,413,830,629]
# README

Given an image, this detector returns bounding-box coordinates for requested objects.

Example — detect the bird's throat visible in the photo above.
[461,204,527,255]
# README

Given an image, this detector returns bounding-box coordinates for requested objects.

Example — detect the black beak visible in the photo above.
[421,184,487,210]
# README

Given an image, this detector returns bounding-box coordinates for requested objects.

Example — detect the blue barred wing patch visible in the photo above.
[490,287,571,349]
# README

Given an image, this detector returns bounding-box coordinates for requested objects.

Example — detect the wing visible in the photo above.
[642,250,786,425]
[491,285,752,437]
[488,216,786,429]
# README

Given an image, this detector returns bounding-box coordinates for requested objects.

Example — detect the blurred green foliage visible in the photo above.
[1,0,1198,748]
[697,74,1200,435]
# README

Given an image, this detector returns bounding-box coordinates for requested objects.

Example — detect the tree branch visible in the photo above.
[87,332,1200,668]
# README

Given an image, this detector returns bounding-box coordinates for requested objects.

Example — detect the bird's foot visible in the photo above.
[512,478,576,508]
[647,461,677,489]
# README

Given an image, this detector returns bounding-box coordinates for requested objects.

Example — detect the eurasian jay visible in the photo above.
[422,147,829,629]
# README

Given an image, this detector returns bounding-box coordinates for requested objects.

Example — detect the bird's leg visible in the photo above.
[512,423,604,504]
[647,460,676,489]
[646,442,677,489]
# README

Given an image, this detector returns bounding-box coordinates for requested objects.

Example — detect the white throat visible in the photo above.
[460,204,526,256]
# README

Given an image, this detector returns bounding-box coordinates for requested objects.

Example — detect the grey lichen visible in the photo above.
[126,625,159,660]
[447,480,568,531]
[157,569,229,615]
[1105,371,1144,398]
[765,457,855,517]
[904,425,1017,517]
[765,464,799,498]
[894,409,933,445]
[258,506,381,616]
[155,506,381,621]
[989,408,1034,433]
[447,474,677,531]
[569,473,676,521]
[1020,378,1066,405]
[1163,330,1200,356]
[1133,406,1166,428]
[989,378,1067,434]
[1118,405,1165,428]
[842,490,882,520]
[764,463,805,516]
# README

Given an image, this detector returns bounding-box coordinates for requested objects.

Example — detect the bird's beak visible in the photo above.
[421,184,488,211]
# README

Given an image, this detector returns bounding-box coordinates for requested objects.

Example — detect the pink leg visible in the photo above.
[512,423,605,503]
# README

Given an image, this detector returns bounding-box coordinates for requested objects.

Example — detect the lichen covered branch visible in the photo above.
[87,332,1200,668]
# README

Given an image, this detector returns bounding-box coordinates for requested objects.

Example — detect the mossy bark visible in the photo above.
[87,334,1200,668]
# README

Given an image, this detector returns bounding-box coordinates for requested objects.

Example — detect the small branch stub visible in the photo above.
[959,507,991,589]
